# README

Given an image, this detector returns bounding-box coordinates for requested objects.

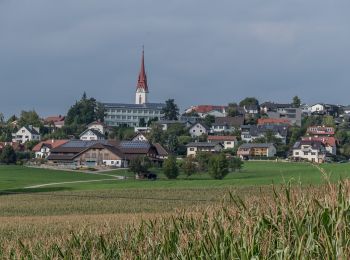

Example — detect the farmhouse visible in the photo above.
[301,136,337,155]
[186,142,224,157]
[32,139,69,159]
[237,143,276,159]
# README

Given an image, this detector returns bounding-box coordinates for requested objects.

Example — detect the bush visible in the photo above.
[0,145,17,164]
[208,153,229,179]
[163,156,179,179]
[182,156,197,177]
[229,157,244,172]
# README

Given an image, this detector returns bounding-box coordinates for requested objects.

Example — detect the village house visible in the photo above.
[292,140,326,163]
[301,136,337,155]
[237,143,276,159]
[309,103,340,117]
[185,105,227,118]
[32,139,69,158]
[257,118,292,126]
[240,124,288,143]
[87,121,108,135]
[79,128,106,141]
[186,142,224,157]
[306,126,335,137]
[132,132,148,142]
[211,116,244,133]
[12,126,41,144]
[260,102,302,126]
[207,135,237,149]
[189,122,210,137]
[44,115,65,129]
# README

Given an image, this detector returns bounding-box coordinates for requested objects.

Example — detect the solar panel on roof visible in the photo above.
[120,141,150,149]
[61,140,108,148]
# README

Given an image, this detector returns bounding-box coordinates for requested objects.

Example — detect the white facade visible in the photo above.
[132,133,148,142]
[103,159,127,167]
[12,126,41,144]
[186,143,223,157]
[189,123,209,137]
[80,129,105,141]
[35,146,50,158]
[292,144,326,163]
[309,104,325,113]
[135,88,148,104]
[88,122,105,134]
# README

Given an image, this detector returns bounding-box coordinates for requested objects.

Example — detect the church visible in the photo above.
[103,50,165,127]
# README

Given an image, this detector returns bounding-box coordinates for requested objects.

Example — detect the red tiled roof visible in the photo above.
[32,140,69,152]
[191,105,227,114]
[257,118,291,125]
[44,115,65,123]
[207,136,237,141]
[301,136,337,147]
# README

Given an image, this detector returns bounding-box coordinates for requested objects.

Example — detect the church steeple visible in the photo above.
[135,47,149,104]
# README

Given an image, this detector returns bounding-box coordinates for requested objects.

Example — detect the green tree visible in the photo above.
[95,102,106,122]
[229,157,244,172]
[25,140,40,151]
[139,118,146,127]
[0,145,17,164]
[128,156,151,176]
[292,96,301,108]
[0,113,4,124]
[239,97,259,108]
[202,115,215,128]
[162,99,179,120]
[163,156,179,179]
[148,123,164,144]
[227,102,239,117]
[196,152,212,171]
[6,115,17,124]
[182,156,197,177]
[208,153,229,179]
[18,110,42,127]
[322,115,335,127]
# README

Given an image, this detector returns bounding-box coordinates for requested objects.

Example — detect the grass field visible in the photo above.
[1,162,350,258]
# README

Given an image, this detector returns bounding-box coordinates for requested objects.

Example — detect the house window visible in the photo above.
[311,152,316,155]
[303,152,308,155]
[295,152,299,155]
[189,148,195,151]
[226,142,231,145]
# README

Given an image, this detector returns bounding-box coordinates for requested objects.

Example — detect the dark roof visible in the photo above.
[153,143,168,156]
[23,126,40,135]
[241,124,288,137]
[79,129,106,139]
[186,142,223,148]
[260,102,292,110]
[190,122,210,130]
[239,143,275,149]
[213,116,244,128]
[103,103,165,110]
[119,141,153,154]
[293,140,325,150]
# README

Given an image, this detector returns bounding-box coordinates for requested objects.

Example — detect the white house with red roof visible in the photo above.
[307,126,335,136]
[301,136,337,155]
[44,115,65,129]
[32,139,69,158]
[185,105,227,118]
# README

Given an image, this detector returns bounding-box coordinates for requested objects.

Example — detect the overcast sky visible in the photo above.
[1,0,350,118]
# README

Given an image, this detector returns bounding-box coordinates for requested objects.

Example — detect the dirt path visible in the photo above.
[24,177,125,189]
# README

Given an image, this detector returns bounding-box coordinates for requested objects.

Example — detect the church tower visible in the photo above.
[135,48,149,104]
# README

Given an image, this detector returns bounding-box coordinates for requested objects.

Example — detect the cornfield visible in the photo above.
[1,181,350,259]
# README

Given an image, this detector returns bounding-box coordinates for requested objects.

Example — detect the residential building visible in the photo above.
[32,139,69,158]
[80,129,106,141]
[257,118,291,126]
[309,103,340,117]
[12,126,41,144]
[207,136,237,149]
[260,102,291,114]
[189,122,210,137]
[103,50,165,127]
[240,124,288,143]
[306,126,335,137]
[44,115,65,129]
[292,140,326,163]
[211,116,244,133]
[185,105,227,118]
[237,143,276,159]
[132,132,148,142]
[186,142,223,157]
[301,136,337,155]
[87,121,108,135]
[243,105,259,116]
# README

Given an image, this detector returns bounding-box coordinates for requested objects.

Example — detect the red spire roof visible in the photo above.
[136,48,148,91]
